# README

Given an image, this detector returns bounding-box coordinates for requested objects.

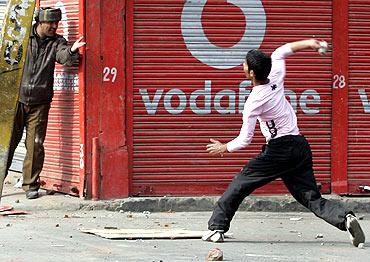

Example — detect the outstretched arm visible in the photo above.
[56,36,86,66]
[289,39,323,53]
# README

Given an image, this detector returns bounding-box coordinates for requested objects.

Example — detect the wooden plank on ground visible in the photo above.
[0,210,28,216]
[80,228,207,240]
[0,205,13,212]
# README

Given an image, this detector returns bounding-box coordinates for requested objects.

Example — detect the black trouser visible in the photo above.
[6,102,50,192]
[208,135,350,232]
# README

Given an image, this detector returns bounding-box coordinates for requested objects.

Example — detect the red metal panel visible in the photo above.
[78,0,86,198]
[39,0,81,195]
[129,0,333,196]
[99,0,128,199]
[348,0,370,196]
[127,0,135,196]
[85,0,101,198]
[331,0,349,194]
[85,0,129,199]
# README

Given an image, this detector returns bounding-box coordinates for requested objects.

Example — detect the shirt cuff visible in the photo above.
[69,47,79,55]
[226,141,236,153]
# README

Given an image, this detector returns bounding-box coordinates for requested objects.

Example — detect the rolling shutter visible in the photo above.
[348,0,370,195]
[39,0,81,195]
[0,0,7,22]
[130,0,332,196]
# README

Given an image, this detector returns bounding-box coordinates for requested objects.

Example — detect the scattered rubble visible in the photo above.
[206,247,223,261]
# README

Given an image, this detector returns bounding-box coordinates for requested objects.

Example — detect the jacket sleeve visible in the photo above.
[55,37,80,66]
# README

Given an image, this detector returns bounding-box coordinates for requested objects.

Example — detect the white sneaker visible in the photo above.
[345,214,365,247]
[202,230,224,243]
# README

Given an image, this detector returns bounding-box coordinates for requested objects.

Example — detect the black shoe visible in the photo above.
[26,191,39,199]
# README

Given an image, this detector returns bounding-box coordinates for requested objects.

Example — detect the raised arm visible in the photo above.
[289,39,323,53]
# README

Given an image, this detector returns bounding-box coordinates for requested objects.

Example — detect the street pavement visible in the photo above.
[0,210,369,262]
[0,173,369,262]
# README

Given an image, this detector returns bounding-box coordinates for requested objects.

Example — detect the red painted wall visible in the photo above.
[85,0,129,199]
[38,0,82,196]
[81,0,370,199]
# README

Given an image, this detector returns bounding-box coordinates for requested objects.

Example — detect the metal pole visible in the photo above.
[91,137,100,200]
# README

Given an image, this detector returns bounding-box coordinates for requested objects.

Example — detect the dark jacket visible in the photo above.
[19,24,79,105]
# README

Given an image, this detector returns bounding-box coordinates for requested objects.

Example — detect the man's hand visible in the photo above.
[309,39,323,50]
[290,39,323,53]
[71,36,86,53]
[206,138,228,157]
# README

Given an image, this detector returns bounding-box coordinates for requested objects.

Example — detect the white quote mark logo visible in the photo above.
[181,0,266,69]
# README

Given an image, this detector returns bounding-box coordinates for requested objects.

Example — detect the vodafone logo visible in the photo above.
[140,2,324,116]
[181,0,266,69]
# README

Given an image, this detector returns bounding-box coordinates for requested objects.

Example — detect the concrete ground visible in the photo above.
[0,172,369,262]
[0,210,369,261]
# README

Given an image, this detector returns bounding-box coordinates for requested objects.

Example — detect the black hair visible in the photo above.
[245,49,272,81]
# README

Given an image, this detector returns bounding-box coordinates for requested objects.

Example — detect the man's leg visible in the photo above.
[281,136,365,246]
[6,102,26,175]
[282,164,365,246]
[22,104,50,194]
[283,167,349,230]
[207,142,294,233]
[281,136,348,230]
[208,166,278,233]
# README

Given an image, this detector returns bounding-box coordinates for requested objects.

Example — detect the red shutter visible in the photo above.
[348,0,370,195]
[128,0,333,196]
[39,0,81,195]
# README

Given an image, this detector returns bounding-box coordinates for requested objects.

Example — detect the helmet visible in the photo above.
[35,7,62,22]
